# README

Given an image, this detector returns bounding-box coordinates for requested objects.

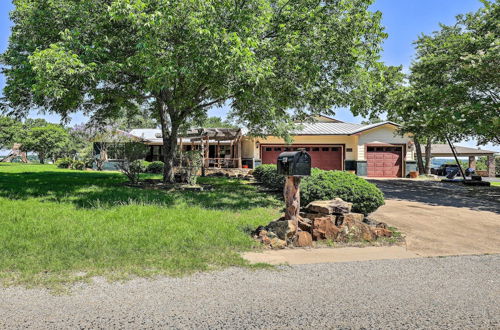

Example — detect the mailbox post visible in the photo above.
[277,150,311,243]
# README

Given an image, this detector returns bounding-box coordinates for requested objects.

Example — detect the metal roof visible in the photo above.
[422,144,497,156]
[292,121,400,135]
[128,121,401,141]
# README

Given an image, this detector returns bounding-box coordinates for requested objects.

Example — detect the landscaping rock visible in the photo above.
[305,198,352,215]
[312,216,339,240]
[338,221,375,242]
[376,222,389,229]
[336,213,364,227]
[267,218,296,241]
[373,227,393,238]
[269,237,287,249]
[295,231,313,247]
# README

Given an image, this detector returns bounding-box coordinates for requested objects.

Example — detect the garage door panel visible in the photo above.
[261,145,343,171]
[366,146,403,178]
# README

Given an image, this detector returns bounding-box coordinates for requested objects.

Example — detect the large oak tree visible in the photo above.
[2,0,397,182]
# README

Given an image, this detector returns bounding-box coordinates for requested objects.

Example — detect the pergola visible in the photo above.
[181,128,244,168]
[422,144,497,177]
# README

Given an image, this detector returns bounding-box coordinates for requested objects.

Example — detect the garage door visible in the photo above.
[366,146,403,177]
[261,145,343,171]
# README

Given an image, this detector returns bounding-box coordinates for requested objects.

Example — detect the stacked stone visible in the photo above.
[253,198,392,248]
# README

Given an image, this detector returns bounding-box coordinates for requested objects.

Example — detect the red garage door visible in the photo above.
[261,145,343,171]
[366,146,403,177]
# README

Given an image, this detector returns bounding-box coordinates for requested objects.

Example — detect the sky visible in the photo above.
[0,0,497,152]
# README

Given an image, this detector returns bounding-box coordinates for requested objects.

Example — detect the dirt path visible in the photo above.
[370,180,500,257]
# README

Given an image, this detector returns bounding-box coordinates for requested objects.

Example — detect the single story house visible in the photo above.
[124,116,417,178]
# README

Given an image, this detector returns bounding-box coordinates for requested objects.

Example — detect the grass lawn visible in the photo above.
[0,163,281,288]
[491,182,500,187]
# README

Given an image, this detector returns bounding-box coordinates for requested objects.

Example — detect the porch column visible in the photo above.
[487,155,495,177]
[468,156,476,169]
[237,138,242,169]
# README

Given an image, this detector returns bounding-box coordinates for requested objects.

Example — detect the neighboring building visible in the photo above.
[124,116,416,178]
[421,144,497,177]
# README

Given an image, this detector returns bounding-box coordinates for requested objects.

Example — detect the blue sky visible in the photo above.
[1,0,497,151]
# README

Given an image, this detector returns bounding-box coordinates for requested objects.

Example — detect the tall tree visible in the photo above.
[0,116,22,150]
[402,1,498,144]
[2,0,398,182]
[22,124,71,163]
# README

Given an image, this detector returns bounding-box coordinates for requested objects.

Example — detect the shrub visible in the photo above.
[119,159,146,183]
[253,164,285,190]
[253,165,385,215]
[301,169,384,215]
[179,151,202,185]
[71,160,86,171]
[56,157,73,169]
[147,161,164,174]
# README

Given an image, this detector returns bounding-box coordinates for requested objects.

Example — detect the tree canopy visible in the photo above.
[22,124,71,163]
[2,0,399,182]
[386,0,499,145]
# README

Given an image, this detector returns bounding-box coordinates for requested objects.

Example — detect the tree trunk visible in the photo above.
[413,135,425,175]
[157,99,179,184]
[39,153,45,164]
[424,138,432,175]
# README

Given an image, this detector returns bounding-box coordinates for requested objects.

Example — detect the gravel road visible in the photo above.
[1,254,499,329]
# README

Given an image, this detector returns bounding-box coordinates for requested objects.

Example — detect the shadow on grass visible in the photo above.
[0,171,281,211]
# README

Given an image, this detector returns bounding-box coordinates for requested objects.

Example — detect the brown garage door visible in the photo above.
[261,145,343,171]
[366,146,403,177]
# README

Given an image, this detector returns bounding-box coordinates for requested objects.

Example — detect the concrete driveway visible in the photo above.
[369,179,500,257]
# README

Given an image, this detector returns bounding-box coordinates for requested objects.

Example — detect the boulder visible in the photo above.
[305,198,352,215]
[295,231,313,247]
[312,216,340,241]
[269,237,287,249]
[373,227,393,238]
[376,222,389,229]
[335,213,365,227]
[337,217,375,242]
[267,218,297,241]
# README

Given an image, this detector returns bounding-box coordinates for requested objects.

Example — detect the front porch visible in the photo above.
[146,128,247,169]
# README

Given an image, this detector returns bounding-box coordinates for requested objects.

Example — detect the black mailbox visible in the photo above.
[277,150,311,176]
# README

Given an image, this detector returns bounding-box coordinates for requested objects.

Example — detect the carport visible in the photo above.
[422,144,497,177]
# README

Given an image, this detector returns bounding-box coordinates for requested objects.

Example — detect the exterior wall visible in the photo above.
[357,125,413,161]
[245,135,359,161]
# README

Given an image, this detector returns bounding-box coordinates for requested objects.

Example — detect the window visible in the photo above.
[346,148,353,152]
[284,147,290,151]
[367,147,375,152]
[274,147,281,151]
[312,147,320,151]
[332,147,339,152]
[375,147,384,152]
[322,147,329,151]
[305,147,310,151]
[265,147,272,151]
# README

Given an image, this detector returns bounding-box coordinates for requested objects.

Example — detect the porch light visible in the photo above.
[256,141,260,149]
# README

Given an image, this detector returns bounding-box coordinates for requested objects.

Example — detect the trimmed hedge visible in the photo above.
[55,157,73,169]
[252,164,285,189]
[253,165,384,215]
[147,161,164,174]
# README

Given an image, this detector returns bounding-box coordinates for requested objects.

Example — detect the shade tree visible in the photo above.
[2,0,400,182]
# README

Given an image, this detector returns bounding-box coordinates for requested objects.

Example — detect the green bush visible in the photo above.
[253,164,285,190]
[253,165,384,215]
[147,161,164,174]
[120,159,146,183]
[301,169,384,215]
[56,157,73,169]
[71,160,86,171]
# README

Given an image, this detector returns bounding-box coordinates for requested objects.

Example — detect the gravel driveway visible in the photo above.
[369,179,500,256]
[1,255,499,329]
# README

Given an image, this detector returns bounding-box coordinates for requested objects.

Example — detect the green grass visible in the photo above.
[491,182,500,187]
[0,163,281,288]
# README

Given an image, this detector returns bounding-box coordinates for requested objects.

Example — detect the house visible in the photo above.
[125,116,417,178]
